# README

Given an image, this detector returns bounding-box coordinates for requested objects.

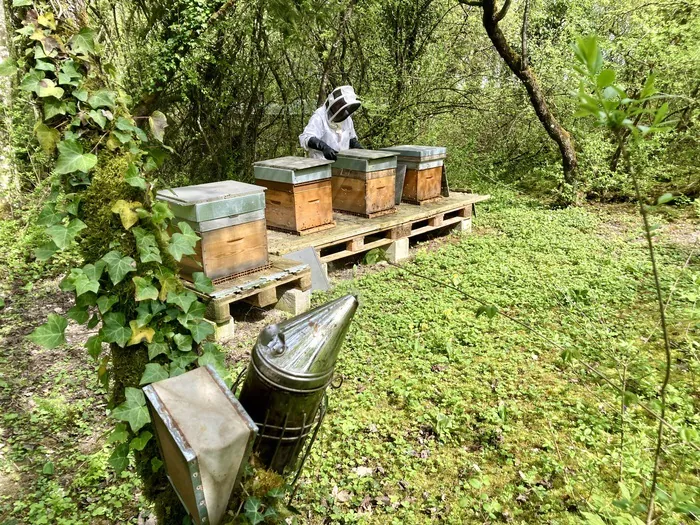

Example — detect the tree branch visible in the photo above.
[457,0,484,6]
[494,0,512,22]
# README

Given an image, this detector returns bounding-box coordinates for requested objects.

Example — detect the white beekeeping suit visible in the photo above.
[299,86,364,160]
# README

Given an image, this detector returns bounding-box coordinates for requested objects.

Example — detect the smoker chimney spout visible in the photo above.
[238,294,359,473]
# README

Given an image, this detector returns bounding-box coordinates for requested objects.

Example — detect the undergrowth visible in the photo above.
[1,193,698,523]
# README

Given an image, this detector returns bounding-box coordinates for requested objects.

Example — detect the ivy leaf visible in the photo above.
[193,272,214,294]
[168,222,199,261]
[111,200,141,230]
[147,342,169,360]
[135,303,154,327]
[139,364,169,385]
[107,423,129,445]
[129,431,153,451]
[46,218,87,249]
[124,163,147,190]
[108,443,130,475]
[83,261,105,281]
[170,352,198,376]
[66,304,89,324]
[151,201,174,225]
[0,57,17,76]
[101,312,130,348]
[111,387,150,433]
[87,89,116,110]
[86,334,104,360]
[33,123,60,153]
[148,111,168,142]
[72,87,88,101]
[34,59,55,71]
[96,295,118,314]
[127,320,155,346]
[101,251,137,285]
[36,78,64,99]
[166,291,198,313]
[28,314,67,349]
[198,343,227,378]
[35,242,58,261]
[88,109,107,129]
[55,140,97,174]
[19,69,45,92]
[189,320,214,344]
[244,498,265,525]
[151,457,163,472]
[44,98,67,120]
[178,300,206,329]
[132,227,162,263]
[73,272,99,296]
[37,203,64,226]
[70,28,96,56]
[173,334,193,353]
[133,276,159,301]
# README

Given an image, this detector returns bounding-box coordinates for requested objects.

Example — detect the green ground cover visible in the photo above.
[0,192,698,524]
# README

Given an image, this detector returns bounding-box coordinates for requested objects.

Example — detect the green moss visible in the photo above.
[79,154,141,264]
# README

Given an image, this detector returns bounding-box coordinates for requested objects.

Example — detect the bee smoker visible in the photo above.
[236,294,358,477]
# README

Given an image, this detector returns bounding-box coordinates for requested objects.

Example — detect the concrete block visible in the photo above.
[204,317,235,342]
[275,288,311,316]
[452,217,472,234]
[386,237,409,263]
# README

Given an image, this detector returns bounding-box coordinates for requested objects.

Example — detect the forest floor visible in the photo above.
[0,191,698,524]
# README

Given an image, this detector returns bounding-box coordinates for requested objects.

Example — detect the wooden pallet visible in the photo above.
[267,192,489,265]
[187,255,312,323]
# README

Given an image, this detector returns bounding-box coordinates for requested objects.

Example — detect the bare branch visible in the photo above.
[521,0,530,70]
[494,0,512,21]
[457,0,484,6]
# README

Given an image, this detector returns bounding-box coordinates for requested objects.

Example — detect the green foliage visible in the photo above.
[8,5,214,515]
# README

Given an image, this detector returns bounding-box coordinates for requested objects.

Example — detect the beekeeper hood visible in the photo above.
[324,86,361,123]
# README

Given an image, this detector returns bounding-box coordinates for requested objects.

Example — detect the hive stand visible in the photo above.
[187,256,312,341]
[268,192,489,274]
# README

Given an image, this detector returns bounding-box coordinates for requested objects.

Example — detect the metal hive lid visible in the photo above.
[381,145,447,159]
[156,180,264,206]
[254,156,333,184]
[251,294,359,391]
[333,149,397,172]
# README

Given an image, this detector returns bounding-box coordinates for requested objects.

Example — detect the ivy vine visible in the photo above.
[2,0,226,483]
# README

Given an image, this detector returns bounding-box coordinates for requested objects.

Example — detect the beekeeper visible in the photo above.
[299,85,364,161]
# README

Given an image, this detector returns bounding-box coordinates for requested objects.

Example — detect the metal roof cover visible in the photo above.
[251,294,359,391]
[254,156,333,184]
[156,181,266,223]
[381,145,447,160]
[332,149,397,172]
[143,366,257,525]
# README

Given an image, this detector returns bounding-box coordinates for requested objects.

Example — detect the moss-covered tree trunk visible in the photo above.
[0,0,18,215]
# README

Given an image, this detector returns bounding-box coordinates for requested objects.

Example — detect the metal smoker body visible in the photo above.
[237,294,358,474]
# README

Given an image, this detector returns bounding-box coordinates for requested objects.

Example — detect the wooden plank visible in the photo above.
[347,237,364,251]
[268,192,490,256]
[428,214,444,227]
[320,238,394,263]
[257,179,334,234]
[244,287,278,307]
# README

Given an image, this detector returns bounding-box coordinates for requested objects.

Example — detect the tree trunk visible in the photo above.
[481,0,579,204]
[0,0,18,216]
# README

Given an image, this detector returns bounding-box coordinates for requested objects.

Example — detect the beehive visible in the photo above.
[253,156,335,235]
[331,149,397,218]
[156,181,268,282]
[382,145,447,204]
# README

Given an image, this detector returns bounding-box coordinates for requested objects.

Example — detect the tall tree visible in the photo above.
[462,0,580,203]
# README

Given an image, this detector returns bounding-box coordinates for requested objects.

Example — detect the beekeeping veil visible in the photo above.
[324,86,361,123]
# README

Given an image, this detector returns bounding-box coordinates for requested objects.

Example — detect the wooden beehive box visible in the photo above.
[253,156,335,235]
[382,145,447,204]
[331,149,397,218]
[156,181,269,282]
